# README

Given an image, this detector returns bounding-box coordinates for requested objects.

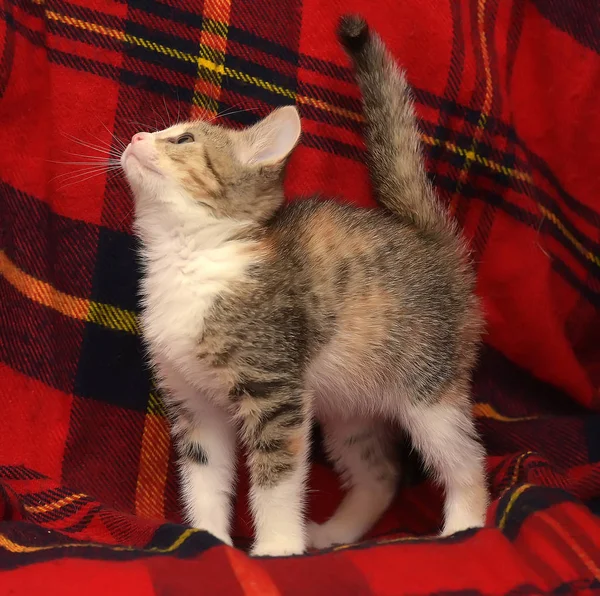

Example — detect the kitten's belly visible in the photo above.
[306,340,390,420]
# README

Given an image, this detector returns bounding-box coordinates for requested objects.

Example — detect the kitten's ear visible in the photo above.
[237,106,301,166]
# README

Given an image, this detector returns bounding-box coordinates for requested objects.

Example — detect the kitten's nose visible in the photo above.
[132,132,151,144]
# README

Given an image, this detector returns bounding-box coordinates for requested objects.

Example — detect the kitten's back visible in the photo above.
[265,199,479,405]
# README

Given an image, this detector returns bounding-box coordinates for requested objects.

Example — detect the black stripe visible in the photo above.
[0,9,16,98]
[496,484,578,541]
[4,23,600,286]
[203,148,224,188]
[229,379,287,400]
[0,526,219,569]
[254,437,285,453]
[302,132,363,162]
[62,505,102,534]
[49,47,121,82]
[178,441,209,466]
[10,4,597,229]
[435,174,600,289]
[0,465,47,480]
[262,400,304,428]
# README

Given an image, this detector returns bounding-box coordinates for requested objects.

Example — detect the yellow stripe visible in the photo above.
[2,11,594,343]
[333,532,439,551]
[45,9,526,173]
[510,451,532,487]
[421,134,533,183]
[473,403,538,422]
[203,18,229,38]
[0,527,198,554]
[498,483,532,529]
[87,300,138,334]
[24,493,87,514]
[539,205,600,268]
[0,250,137,335]
[148,390,167,417]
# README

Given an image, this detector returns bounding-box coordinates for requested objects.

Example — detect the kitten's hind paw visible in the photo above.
[250,536,306,557]
[308,521,355,550]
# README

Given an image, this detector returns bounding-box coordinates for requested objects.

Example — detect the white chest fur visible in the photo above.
[135,210,257,398]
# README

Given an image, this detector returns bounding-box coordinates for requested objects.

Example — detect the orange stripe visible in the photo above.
[473,403,538,422]
[24,493,87,514]
[450,0,493,213]
[0,250,89,320]
[477,0,494,117]
[202,30,228,54]
[135,397,171,519]
[224,547,282,596]
[539,510,600,581]
[192,0,232,118]
[202,0,230,23]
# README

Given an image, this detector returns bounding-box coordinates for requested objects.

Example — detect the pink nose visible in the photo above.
[132,132,151,144]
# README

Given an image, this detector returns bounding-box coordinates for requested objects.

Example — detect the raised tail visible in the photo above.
[337,15,450,234]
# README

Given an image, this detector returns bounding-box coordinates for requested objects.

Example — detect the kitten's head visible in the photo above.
[120,106,301,223]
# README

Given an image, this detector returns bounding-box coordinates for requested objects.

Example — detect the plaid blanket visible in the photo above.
[1,0,599,593]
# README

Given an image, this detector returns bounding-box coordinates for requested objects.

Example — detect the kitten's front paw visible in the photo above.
[212,532,234,547]
[440,514,485,537]
[192,525,233,547]
[250,536,306,557]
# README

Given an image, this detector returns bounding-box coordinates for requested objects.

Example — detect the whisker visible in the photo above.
[61,132,115,155]
[50,165,121,183]
[116,204,135,228]
[48,160,121,166]
[105,168,124,186]
[212,107,256,122]
[209,103,241,122]
[176,89,182,125]
[73,130,113,150]
[152,103,167,130]
[57,167,121,190]
[87,131,116,154]
[95,118,128,151]
[163,94,172,128]
[50,168,107,184]
[64,151,121,161]
[127,120,159,133]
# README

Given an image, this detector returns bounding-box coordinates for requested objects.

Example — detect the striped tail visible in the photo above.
[337,15,451,235]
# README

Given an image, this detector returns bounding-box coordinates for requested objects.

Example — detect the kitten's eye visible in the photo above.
[174,133,194,144]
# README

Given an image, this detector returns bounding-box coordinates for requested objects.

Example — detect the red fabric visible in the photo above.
[1,0,600,593]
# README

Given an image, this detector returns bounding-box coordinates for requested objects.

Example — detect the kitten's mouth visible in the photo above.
[121,144,163,176]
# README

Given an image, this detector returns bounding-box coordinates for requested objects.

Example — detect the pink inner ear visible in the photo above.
[244,107,301,166]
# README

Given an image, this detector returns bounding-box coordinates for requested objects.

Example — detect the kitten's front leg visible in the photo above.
[172,399,237,546]
[236,384,312,557]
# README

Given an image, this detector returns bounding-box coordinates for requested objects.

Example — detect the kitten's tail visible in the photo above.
[337,15,450,234]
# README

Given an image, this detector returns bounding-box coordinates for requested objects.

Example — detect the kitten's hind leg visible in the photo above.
[309,418,399,549]
[400,390,488,536]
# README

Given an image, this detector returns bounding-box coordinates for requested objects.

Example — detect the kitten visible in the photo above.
[120,15,488,557]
